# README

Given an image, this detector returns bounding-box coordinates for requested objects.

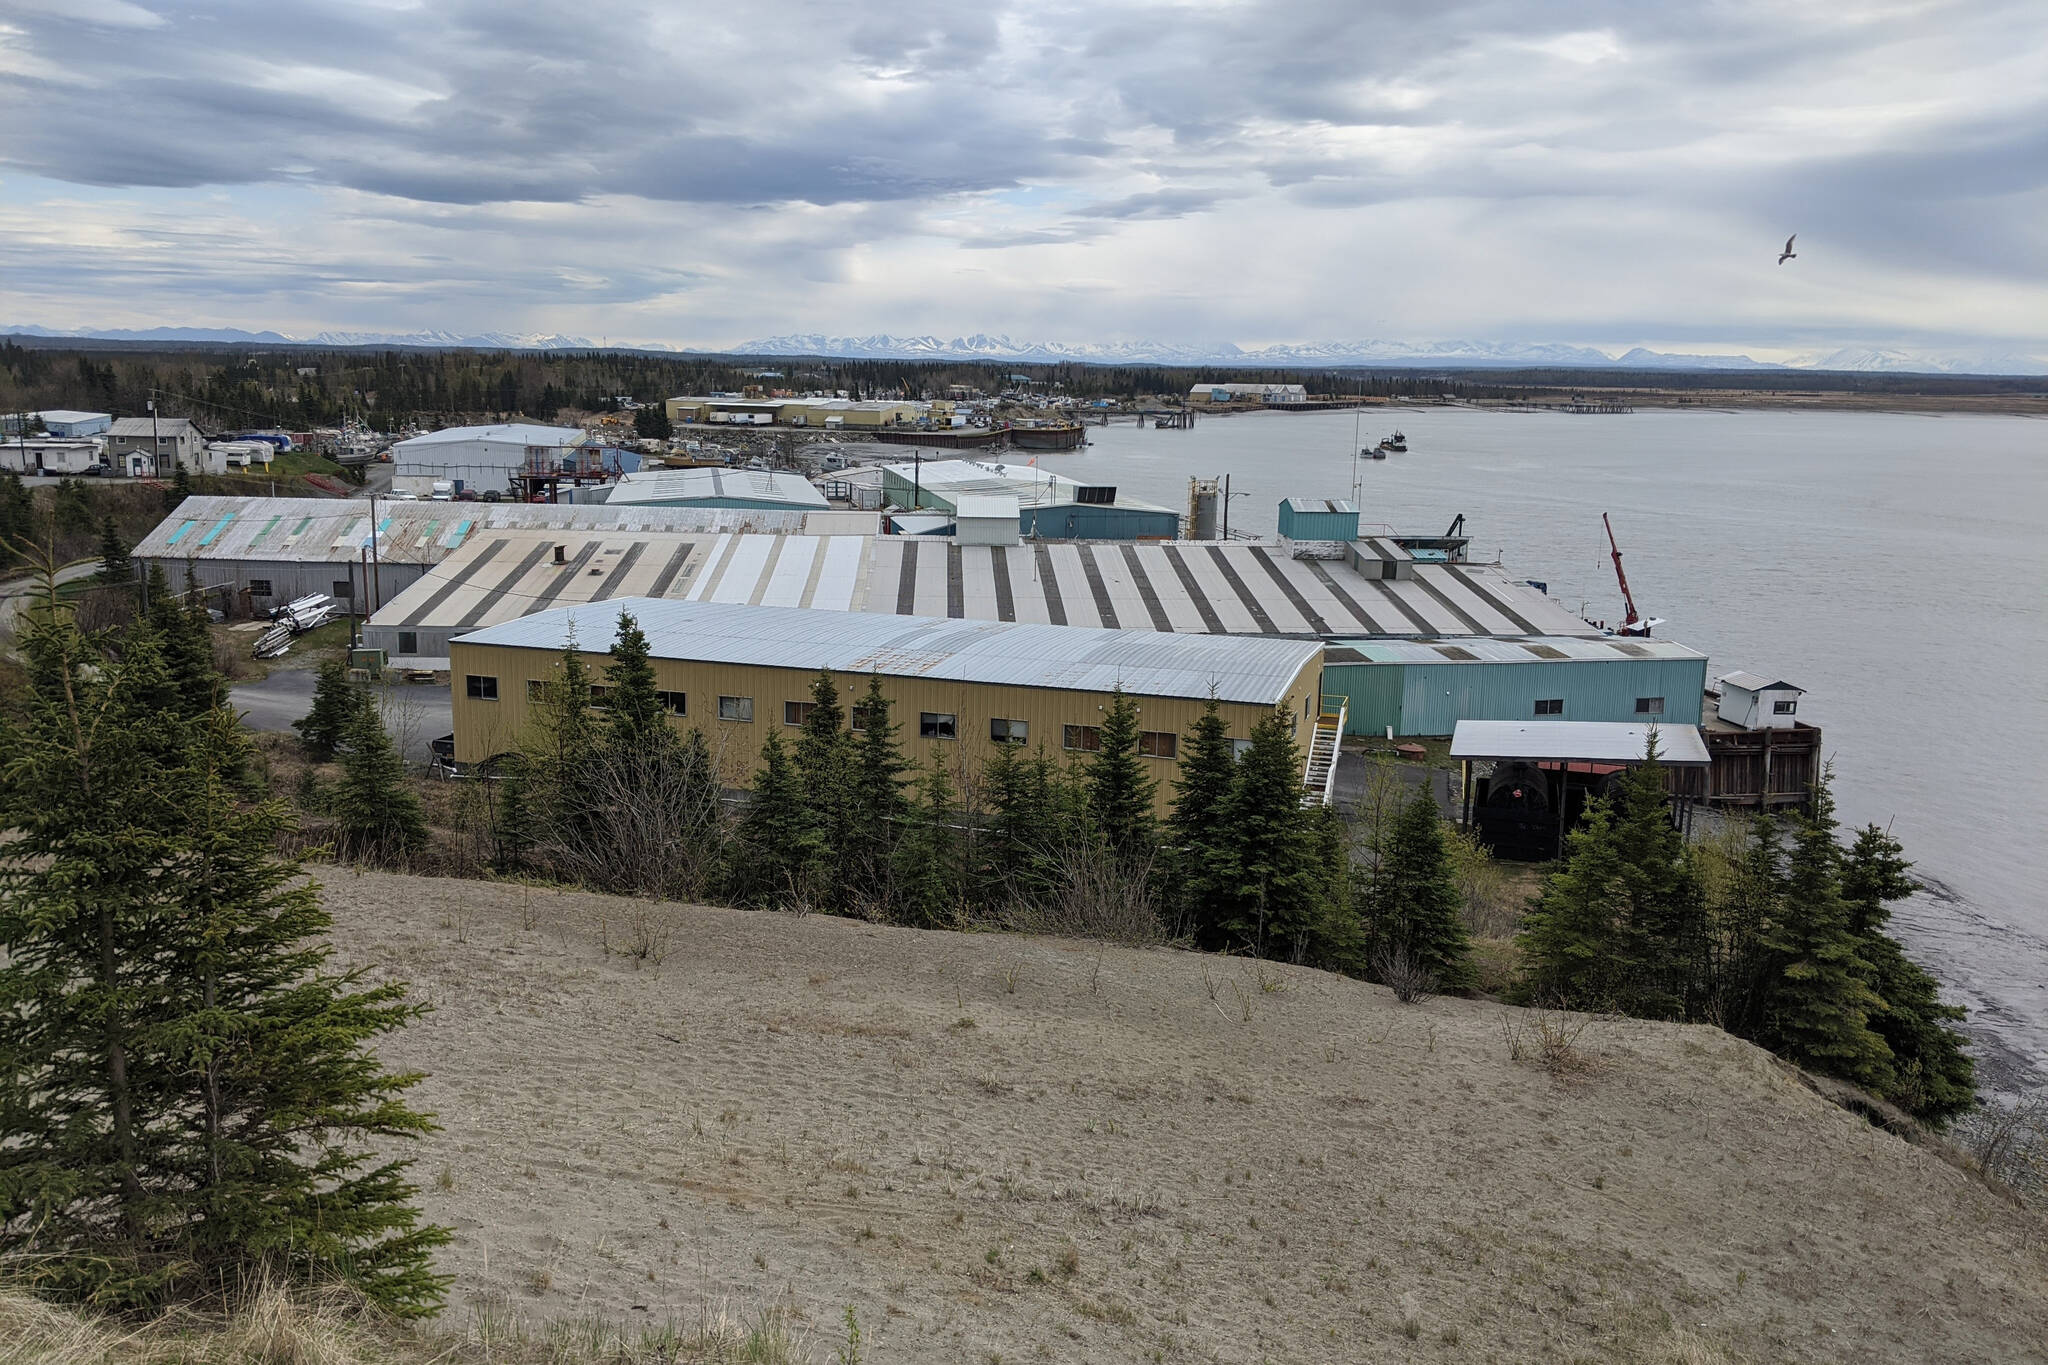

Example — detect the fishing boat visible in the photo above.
[1377,430,1408,453]
[1361,446,1387,461]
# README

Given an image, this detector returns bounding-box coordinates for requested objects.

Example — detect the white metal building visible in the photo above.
[389,423,586,497]
[0,438,102,475]
[1714,672,1805,730]
[604,468,829,510]
[3,409,112,438]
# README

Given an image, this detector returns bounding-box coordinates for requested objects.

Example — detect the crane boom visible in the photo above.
[1603,512,1642,631]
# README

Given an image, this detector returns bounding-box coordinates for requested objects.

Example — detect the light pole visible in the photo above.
[149,396,162,479]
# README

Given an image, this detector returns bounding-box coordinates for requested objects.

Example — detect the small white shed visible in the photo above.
[1716,671,1805,730]
[954,493,1020,547]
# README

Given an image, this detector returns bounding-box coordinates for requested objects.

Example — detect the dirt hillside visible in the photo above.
[322,869,2048,1364]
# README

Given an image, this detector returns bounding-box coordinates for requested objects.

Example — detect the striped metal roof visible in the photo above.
[370,528,1601,640]
[606,467,828,507]
[132,496,876,567]
[454,598,1323,705]
[1327,636,1705,665]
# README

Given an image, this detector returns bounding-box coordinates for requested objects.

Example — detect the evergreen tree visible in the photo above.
[53,477,94,535]
[294,657,365,761]
[602,610,667,753]
[1517,797,1628,1008]
[1207,711,1341,964]
[96,513,131,584]
[893,754,962,929]
[1163,696,1235,936]
[1365,787,1474,991]
[1605,744,1709,1019]
[0,589,447,1314]
[842,675,908,903]
[1084,685,1155,863]
[0,470,32,563]
[1756,776,1894,1092]
[522,640,601,849]
[1840,822,1975,1123]
[792,672,854,899]
[1708,813,1785,1036]
[331,702,428,863]
[733,730,825,907]
[142,564,219,717]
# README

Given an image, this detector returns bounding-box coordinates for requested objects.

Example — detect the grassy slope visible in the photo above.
[293,870,2048,1365]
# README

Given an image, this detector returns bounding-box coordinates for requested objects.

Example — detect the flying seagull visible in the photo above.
[1778,233,1797,265]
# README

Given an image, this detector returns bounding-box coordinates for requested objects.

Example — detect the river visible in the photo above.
[1059,405,2048,1090]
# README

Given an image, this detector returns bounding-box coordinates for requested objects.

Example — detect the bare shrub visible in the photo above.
[534,747,729,904]
[1372,943,1439,1005]
[1500,1009,1593,1076]
[1958,1091,2048,1206]
[995,840,1164,945]
[1443,825,1519,938]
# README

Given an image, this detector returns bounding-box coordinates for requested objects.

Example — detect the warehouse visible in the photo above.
[1188,382,1308,404]
[132,495,876,618]
[603,467,830,510]
[3,409,112,438]
[1320,636,1709,737]
[363,524,1598,669]
[389,423,588,497]
[1,438,102,475]
[880,458,1181,540]
[446,598,1326,813]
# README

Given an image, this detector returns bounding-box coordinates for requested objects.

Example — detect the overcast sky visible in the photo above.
[1,0,2043,359]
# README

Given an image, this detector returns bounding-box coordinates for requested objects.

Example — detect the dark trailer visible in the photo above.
[1451,720,1710,861]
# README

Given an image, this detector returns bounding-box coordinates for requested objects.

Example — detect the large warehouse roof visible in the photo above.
[1328,636,1705,665]
[132,496,876,567]
[455,598,1323,706]
[369,529,1598,640]
[393,423,583,449]
[1450,720,1711,766]
[884,458,1175,514]
[606,468,829,508]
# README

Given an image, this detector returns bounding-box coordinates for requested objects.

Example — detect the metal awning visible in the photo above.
[1450,720,1711,767]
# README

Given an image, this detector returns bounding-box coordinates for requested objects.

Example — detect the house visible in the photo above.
[1714,672,1805,731]
[106,416,207,473]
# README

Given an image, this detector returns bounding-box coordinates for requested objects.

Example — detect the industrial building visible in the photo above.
[362,523,1598,669]
[389,423,591,497]
[445,598,1327,813]
[3,409,112,438]
[664,397,924,429]
[131,495,876,618]
[603,468,830,511]
[1320,636,1709,737]
[1188,382,1308,404]
[880,459,1181,540]
[1,438,102,476]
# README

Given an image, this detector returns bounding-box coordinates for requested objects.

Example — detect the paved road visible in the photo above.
[230,666,452,765]
[0,559,106,640]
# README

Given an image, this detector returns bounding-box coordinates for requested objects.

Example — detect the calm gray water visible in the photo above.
[1064,406,2048,1088]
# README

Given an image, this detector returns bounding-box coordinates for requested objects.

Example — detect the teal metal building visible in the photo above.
[1276,497,1360,543]
[1322,636,1709,737]
[881,459,1180,540]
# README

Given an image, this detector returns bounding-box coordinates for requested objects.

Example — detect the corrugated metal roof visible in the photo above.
[132,495,874,566]
[456,598,1322,704]
[953,494,1020,519]
[108,417,198,436]
[883,459,1174,513]
[370,528,1604,640]
[393,423,583,448]
[1281,497,1359,514]
[1717,670,1802,693]
[606,468,829,508]
[1450,720,1711,766]
[1328,636,1706,665]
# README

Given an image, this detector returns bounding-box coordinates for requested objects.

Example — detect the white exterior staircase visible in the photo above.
[1301,695,1348,807]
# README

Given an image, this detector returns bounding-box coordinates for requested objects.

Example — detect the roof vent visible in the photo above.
[552,544,566,565]
[1074,485,1116,505]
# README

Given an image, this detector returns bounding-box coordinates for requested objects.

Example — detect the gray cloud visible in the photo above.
[0,0,2040,352]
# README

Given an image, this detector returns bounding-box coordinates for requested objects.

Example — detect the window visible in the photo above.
[717,695,753,722]
[588,684,610,709]
[397,631,418,655]
[785,700,815,727]
[332,580,352,599]
[1139,730,1178,759]
[1533,698,1564,716]
[1635,696,1665,716]
[920,711,957,740]
[990,718,1028,744]
[466,674,498,701]
[1230,738,1254,762]
[1063,724,1101,752]
[247,578,273,596]
[850,703,874,732]
[1772,698,1798,716]
[526,679,547,702]
[656,690,687,716]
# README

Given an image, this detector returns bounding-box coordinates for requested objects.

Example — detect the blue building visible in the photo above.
[1276,497,1361,544]
[880,458,1180,541]
[4,409,112,438]
[1321,635,1710,737]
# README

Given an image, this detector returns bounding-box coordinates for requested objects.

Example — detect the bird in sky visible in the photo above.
[1778,233,1798,265]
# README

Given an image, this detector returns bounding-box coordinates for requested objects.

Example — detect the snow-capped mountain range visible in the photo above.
[4,323,2041,375]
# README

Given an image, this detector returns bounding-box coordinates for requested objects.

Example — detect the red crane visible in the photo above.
[1602,513,1659,636]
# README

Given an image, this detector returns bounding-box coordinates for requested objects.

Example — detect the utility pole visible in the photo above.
[368,492,381,614]
[149,395,162,479]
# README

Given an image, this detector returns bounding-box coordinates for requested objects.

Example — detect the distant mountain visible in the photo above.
[1,323,604,350]
[1796,345,2048,376]
[727,333,1789,370]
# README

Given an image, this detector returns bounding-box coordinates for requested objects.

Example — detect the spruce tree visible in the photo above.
[1207,710,1336,963]
[295,656,365,761]
[1517,797,1628,1008]
[1709,813,1785,1037]
[893,754,963,929]
[1840,822,1975,1123]
[97,514,131,584]
[332,702,428,863]
[733,729,825,907]
[0,470,32,565]
[843,675,908,903]
[1756,776,1894,1092]
[602,610,666,753]
[793,672,853,895]
[1605,743,1709,1019]
[0,590,447,1314]
[1084,685,1155,863]
[1366,786,1474,991]
[1163,696,1235,936]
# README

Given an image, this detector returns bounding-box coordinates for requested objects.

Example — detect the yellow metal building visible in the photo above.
[447,598,1325,813]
